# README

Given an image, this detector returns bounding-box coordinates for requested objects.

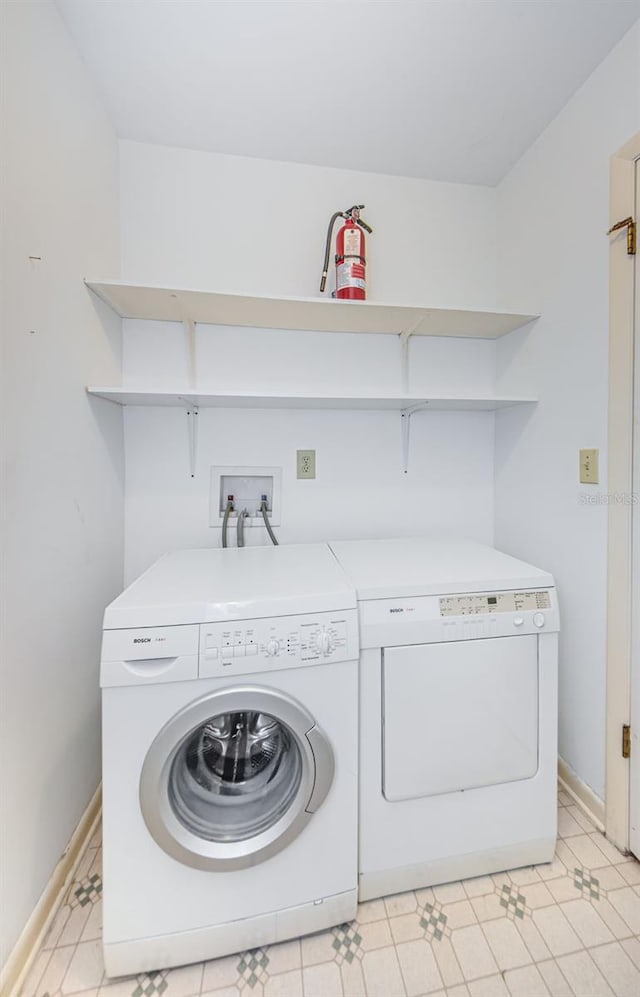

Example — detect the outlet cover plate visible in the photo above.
[297,450,316,479]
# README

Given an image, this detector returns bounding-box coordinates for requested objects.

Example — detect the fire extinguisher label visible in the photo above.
[337,261,366,291]
[343,228,362,257]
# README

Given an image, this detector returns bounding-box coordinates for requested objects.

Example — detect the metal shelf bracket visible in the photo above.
[185,403,199,478]
[400,402,429,474]
[398,317,424,392]
[183,319,197,388]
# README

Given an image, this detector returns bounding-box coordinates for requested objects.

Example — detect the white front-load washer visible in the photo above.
[100,544,359,977]
[330,536,559,901]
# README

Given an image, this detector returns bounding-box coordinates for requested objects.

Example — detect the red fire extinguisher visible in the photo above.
[320,204,373,300]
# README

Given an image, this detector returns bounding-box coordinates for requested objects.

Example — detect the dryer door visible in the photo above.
[383,635,539,801]
[139,686,334,870]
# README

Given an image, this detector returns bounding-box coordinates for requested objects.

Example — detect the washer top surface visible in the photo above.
[329,536,554,600]
[104,544,356,629]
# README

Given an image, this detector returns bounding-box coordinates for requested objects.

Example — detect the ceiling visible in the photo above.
[56,0,640,186]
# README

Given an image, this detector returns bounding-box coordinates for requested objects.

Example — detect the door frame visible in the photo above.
[605,132,640,851]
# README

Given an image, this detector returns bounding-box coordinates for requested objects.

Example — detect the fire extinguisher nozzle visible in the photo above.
[320,273,327,293]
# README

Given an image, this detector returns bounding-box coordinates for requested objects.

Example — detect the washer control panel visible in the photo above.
[199,610,359,677]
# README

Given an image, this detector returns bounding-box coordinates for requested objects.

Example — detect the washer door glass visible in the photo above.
[169,709,302,842]
[139,687,335,871]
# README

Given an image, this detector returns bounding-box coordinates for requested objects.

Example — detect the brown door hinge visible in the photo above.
[622,724,631,759]
[607,217,636,255]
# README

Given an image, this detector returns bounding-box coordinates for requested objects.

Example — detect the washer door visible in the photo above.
[139,686,334,870]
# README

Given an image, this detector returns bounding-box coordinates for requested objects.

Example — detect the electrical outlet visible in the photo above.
[297,450,316,479]
[580,448,599,484]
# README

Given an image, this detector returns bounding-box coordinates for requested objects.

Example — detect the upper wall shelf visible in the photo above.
[86,388,537,411]
[85,280,538,339]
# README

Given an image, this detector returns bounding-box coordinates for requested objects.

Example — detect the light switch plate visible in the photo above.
[580,448,599,484]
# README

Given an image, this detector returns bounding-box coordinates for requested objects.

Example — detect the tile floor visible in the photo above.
[21,791,640,997]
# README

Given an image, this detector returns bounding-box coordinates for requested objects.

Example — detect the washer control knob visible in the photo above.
[266,638,280,657]
[533,612,546,628]
[513,616,525,627]
[314,630,333,656]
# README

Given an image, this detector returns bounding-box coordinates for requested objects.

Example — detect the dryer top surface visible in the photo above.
[329,536,554,601]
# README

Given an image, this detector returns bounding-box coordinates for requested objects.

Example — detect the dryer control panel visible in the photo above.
[359,589,559,649]
[199,609,359,678]
[439,590,552,616]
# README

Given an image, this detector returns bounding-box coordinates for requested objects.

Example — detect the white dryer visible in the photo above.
[330,537,559,901]
[100,544,359,977]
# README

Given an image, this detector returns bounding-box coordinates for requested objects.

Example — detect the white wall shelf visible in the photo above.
[86,388,538,411]
[85,280,538,339]
[86,280,540,474]
[87,388,537,475]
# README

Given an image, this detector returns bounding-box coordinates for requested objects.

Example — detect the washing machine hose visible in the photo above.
[222,499,233,548]
[237,509,249,548]
[260,498,279,546]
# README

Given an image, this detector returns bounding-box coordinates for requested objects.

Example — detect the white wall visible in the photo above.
[119,142,499,580]
[495,23,640,801]
[0,0,124,970]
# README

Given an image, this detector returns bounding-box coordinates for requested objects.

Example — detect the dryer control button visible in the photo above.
[513,616,525,627]
[266,638,280,657]
[533,612,546,628]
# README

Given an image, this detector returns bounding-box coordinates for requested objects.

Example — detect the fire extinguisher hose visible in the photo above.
[320,211,345,292]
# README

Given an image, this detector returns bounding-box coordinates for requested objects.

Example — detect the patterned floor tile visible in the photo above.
[467,975,509,997]
[62,939,105,994]
[236,949,269,990]
[431,937,464,989]
[606,884,640,933]
[264,941,300,977]
[557,808,585,838]
[395,938,442,996]
[502,963,550,997]
[496,883,528,920]
[263,969,302,997]
[70,875,103,910]
[512,916,552,964]
[383,891,417,918]
[440,900,476,930]
[360,947,405,997]
[331,923,363,965]
[558,897,615,947]
[480,917,532,971]
[619,860,640,885]
[389,913,424,945]
[450,925,499,981]
[531,906,582,958]
[301,960,342,997]
[339,956,366,997]
[201,954,241,992]
[536,959,573,997]
[355,899,386,925]
[418,900,450,942]
[555,950,615,997]
[573,866,600,900]
[589,941,640,997]
[356,919,392,952]
[131,970,169,997]
[20,791,640,997]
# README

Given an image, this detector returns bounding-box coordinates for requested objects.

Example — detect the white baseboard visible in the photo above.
[0,785,102,997]
[558,757,605,832]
